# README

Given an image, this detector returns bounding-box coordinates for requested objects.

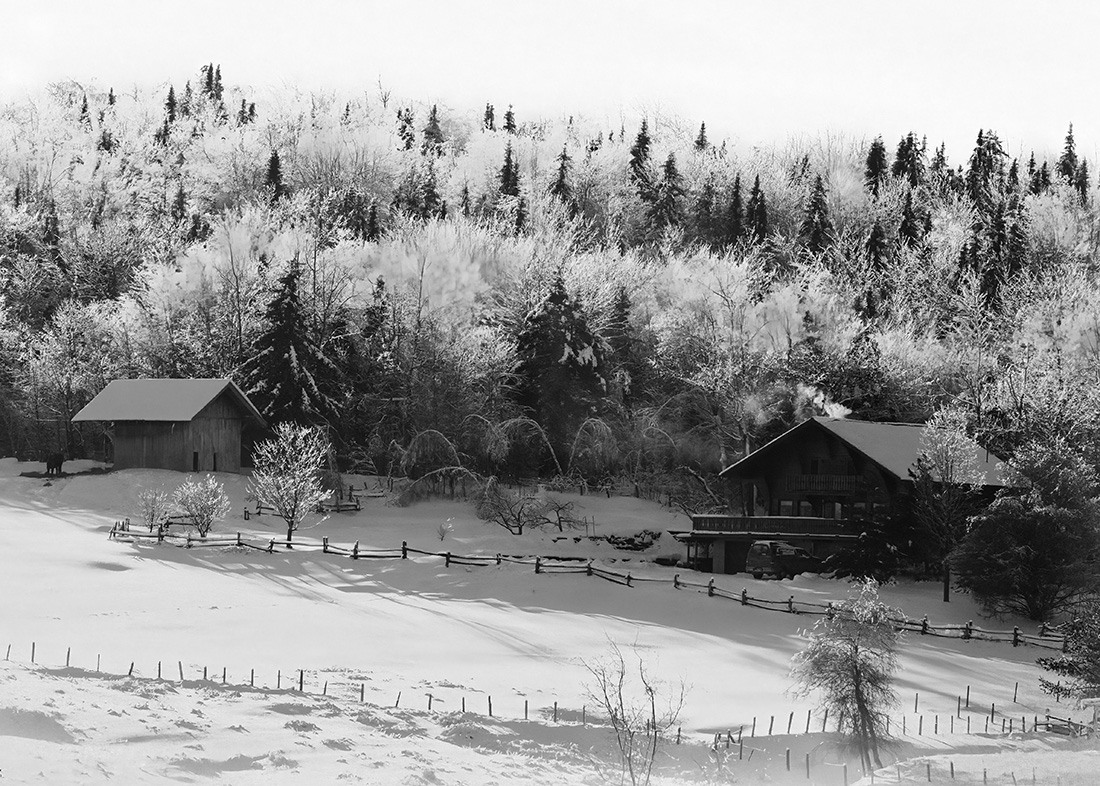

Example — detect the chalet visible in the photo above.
[678,417,1009,574]
[72,379,267,473]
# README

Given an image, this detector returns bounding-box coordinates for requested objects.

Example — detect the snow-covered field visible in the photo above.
[1,458,1095,784]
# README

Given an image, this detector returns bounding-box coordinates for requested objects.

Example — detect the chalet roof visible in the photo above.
[72,379,267,428]
[720,416,1009,487]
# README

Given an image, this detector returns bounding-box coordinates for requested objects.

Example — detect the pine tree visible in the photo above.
[421,104,445,155]
[266,150,286,203]
[647,153,684,232]
[891,132,924,187]
[202,63,215,97]
[898,190,922,246]
[725,174,744,245]
[165,86,177,124]
[1057,123,1078,185]
[421,162,441,218]
[180,82,193,117]
[237,99,250,126]
[503,105,516,134]
[396,108,415,150]
[628,119,652,197]
[78,94,90,128]
[514,273,607,464]
[499,142,520,197]
[866,220,888,270]
[604,287,647,405]
[483,103,495,131]
[1007,158,1020,193]
[691,177,716,247]
[460,184,471,217]
[107,88,115,106]
[549,145,572,203]
[366,204,381,241]
[694,122,708,151]
[171,182,187,224]
[746,175,768,242]
[240,263,342,426]
[800,174,832,254]
[1075,159,1090,206]
[864,136,888,197]
[213,65,223,101]
[966,129,1007,213]
[515,197,527,233]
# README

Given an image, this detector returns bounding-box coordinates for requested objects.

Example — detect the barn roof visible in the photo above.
[720,416,1010,487]
[72,379,267,428]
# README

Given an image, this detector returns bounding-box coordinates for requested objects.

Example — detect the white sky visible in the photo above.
[2,0,1097,163]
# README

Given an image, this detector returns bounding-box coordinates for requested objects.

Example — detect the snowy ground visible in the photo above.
[1,458,1096,784]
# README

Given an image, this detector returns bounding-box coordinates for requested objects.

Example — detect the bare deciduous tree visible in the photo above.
[249,423,330,547]
[173,474,231,537]
[583,641,685,786]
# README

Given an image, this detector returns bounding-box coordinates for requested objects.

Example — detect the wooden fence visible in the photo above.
[107,520,1067,652]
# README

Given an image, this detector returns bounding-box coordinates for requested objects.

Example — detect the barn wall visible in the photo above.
[191,392,243,473]
[113,421,191,471]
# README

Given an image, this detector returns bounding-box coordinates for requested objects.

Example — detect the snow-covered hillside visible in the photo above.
[1,459,1094,784]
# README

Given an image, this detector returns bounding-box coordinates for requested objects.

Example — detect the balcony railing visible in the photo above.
[689,515,864,537]
[783,474,864,493]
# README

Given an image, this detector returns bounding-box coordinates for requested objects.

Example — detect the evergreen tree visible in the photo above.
[800,174,832,254]
[107,87,115,106]
[1057,123,1078,185]
[604,287,647,406]
[202,63,215,97]
[171,183,187,224]
[421,162,441,218]
[499,142,520,197]
[746,175,768,242]
[396,108,415,150]
[866,220,888,270]
[483,103,495,131]
[549,145,572,203]
[503,105,516,134]
[237,99,252,126]
[891,132,924,187]
[628,119,652,197]
[1007,158,1020,193]
[240,263,342,426]
[929,142,949,179]
[1075,158,1090,205]
[515,197,527,233]
[694,122,708,151]
[1030,161,1052,195]
[366,204,381,241]
[153,119,170,147]
[691,177,716,247]
[180,82,193,117]
[265,150,286,203]
[213,65,223,101]
[460,184,471,217]
[965,129,1007,213]
[165,86,177,124]
[421,104,445,155]
[725,174,744,246]
[864,136,888,197]
[514,273,607,464]
[78,94,90,128]
[647,153,684,232]
[897,190,922,246]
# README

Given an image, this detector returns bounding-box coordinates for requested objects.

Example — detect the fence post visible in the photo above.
[236,531,242,547]
[1013,626,1020,647]
[587,560,593,576]
[401,541,408,559]
[964,620,973,640]
[322,537,328,554]
[268,538,274,553]
[446,551,452,568]
[921,615,928,634]
[496,553,502,566]
[535,557,541,574]
[707,578,714,597]
[626,573,632,587]
[787,596,795,614]
[352,541,359,559]
[741,588,747,605]
[673,573,680,589]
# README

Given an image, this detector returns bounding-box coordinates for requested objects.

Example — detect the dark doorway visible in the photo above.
[193,451,199,471]
[724,540,751,574]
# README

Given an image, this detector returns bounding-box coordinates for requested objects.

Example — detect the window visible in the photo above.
[852,502,867,518]
[798,501,814,517]
[823,502,835,518]
[778,500,794,516]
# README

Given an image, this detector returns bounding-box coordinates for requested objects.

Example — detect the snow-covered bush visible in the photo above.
[173,474,231,537]
[136,487,172,530]
[248,423,329,547]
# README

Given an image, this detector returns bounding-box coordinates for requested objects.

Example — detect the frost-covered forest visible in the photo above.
[2,64,1099,491]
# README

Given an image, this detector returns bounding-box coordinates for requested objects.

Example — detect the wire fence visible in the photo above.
[107,520,1068,652]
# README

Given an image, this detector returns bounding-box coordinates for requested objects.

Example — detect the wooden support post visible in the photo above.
[768,715,774,735]
[31,642,35,663]
[788,596,794,613]
[352,541,359,559]
[958,695,962,717]
[785,748,790,771]
[751,716,756,736]
[822,709,828,732]
[178,661,183,680]
[157,661,161,679]
[1013,626,1020,647]
[299,670,304,691]
[966,685,970,708]
[524,699,528,719]
[277,670,281,689]
[446,552,452,568]
[1014,682,1019,702]
[489,696,493,717]
[395,691,401,707]
[950,761,955,779]
[128,662,134,676]
[401,541,408,559]
[66,647,71,667]
[322,536,328,554]
[553,701,557,722]
[805,752,810,779]
[237,531,242,546]
[935,715,939,734]
[96,654,100,672]
[582,705,585,725]
[673,574,680,589]
[534,557,541,574]
[428,694,433,711]
[250,668,254,687]
[805,709,811,734]
[915,692,919,712]
[360,683,365,702]
[203,666,207,681]
[739,737,743,760]
[991,702,995,720]
[707,578,714,597]
[222,667,226,684]
[919,715,923,735]
[4,644,9,660]
[927,762,932,781]
[787,711,793,734]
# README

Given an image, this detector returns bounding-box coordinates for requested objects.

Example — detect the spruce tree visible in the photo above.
[421,162,441,219]
[549,145,572,203]
[171,182,187,224]
[237,99,250,126]
[515,197,527,233]
[366,204,381,241]
[864,136,888,197]
[240,262,342,426]
[503,105,516,134]
[266,150,286,203]
[499,142,520,197]
[1057,123,1078,185]
[692,177,716,247]
[396,108,415,150]
[891,132,924,187]
[213,65,223,101]
[605,286,647,405]
[202,63,215,97]
[460,184,471,217]
[1075,159,1090,206]
[800,174,832,254]
[746,175,768,242]
[865,220,888,270]
[725,174,744,245]
[181,82,193,117]
[628,119,652,196]
[79,94,90,128]
[421,104,445,155]
[107,87,115,106]
[483,103,495,131]
[647,153,684,232]
[898,190,922,246]
[165,86,177,124]
[694,122,708,151]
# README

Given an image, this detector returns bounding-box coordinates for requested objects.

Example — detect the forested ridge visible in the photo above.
[2,65,1098,499]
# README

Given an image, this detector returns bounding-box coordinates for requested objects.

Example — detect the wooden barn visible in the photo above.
[72,379,267,473]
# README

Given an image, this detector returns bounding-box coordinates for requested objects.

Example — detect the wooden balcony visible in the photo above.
[689,515,864,538]
[783,474,864,493]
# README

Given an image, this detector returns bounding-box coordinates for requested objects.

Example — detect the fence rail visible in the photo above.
[108,519,1066,652]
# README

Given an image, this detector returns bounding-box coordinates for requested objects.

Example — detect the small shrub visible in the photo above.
[173,474,231,537]
[137,487,172,530]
